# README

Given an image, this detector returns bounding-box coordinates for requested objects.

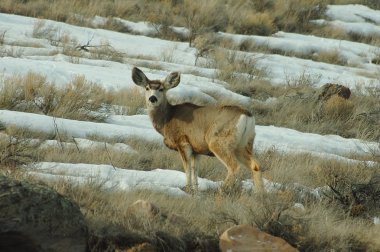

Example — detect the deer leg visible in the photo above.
[190,155,199,191]
[178,143,193,192]
[250,157,265,193]
[209,142,242,193]
[236,148,266,193]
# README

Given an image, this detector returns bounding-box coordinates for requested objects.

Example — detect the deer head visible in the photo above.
[132,67,180,108]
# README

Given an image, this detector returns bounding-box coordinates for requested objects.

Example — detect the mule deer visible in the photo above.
[132,67,265,193]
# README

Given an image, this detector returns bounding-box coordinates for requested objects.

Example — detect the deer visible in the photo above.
[131,67,265,193]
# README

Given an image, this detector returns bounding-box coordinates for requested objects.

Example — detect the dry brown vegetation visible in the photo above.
[2,0,373,40]
[1,0,379,63]
[5,170,379,251]
[244,75,380,142]
[0,72,150,120]
[0,72,113,121]
[1,0,380,251]
[1,121,379,251]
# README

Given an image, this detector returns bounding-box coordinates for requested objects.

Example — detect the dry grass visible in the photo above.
[272,0,328,33]
[107,87,146,115]
[1,120,379,251]
[1,0,380,250]
[0,29,6,45]
[0,0,328,38]
[0,126,40,169]
[0,72,113,121]
[227,7,276,35]
[251,75,380,141]
[311,49,347,66]
[323,94,354,119]
[13,172,378,251]
[202,48,267,95]
[2,0,378,54]
[0,72,153,118]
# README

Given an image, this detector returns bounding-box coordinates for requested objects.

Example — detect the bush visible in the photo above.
[181,0,227,46]
[323,94,354,120]
[312,49,347,66]
[273,0,328,33]
[0,72,49,113]
[0,72,112,121]
[108,87,146,115]
[313,160,380,216]
[229,11,276,36]
[0,126,40,169]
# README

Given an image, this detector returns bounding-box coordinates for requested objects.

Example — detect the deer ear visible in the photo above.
[132,67,149,87]
[163,72,180,89]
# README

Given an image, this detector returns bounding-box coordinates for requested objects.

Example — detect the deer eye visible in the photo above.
[159,88,164,92]
[145,86,149,91]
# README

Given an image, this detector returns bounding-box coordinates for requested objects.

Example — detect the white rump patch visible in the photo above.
[235,115,255,146]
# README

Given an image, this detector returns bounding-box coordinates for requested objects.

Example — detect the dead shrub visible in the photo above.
[0,72,49,113]
[145,1,180,40]
[313,160,380,216]
[208,49,265,82]
[237,39,256,52]
[32,19,61,46]
[100,18,132,34]
[312,25,350,41]
[205,49,267,95]
[251,0,275,12]
[88,41,124,63]
[181,0,227,46]
[323,94,354,120]
[0,29,6,45]
[0,72,112,121]
[52,75,111,121]
[0,126,40,169]
[108,87,146,115]
[273,0,328,33]
[312,50,347,66]
[229,11,276,35]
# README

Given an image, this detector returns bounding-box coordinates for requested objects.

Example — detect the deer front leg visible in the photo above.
[191,154,199,192]
[178,143,194,193]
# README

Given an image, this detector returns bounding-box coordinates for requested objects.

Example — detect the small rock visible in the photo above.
[220,224,298,252]
[318,83,351,101]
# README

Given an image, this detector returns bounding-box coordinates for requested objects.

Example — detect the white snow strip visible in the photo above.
[41,138,136,153]
[326,5,380,24]
[0,110,162,142]
[0,132,135,153]
[313,19,380,37]
[1,12,379,91]
[28,162,220,196]
[255,125,378,158]
[1,110,378,161]
[27,162,327,197]
[218,31,378,66]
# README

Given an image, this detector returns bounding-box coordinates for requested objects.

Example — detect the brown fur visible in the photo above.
[132,67,265,193]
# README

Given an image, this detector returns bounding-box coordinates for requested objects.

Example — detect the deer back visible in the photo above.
[162,103,252,155]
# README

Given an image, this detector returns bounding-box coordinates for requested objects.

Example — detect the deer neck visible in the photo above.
[148,101,173,135]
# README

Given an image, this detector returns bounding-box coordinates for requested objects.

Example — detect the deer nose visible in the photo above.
[149,96,158,103]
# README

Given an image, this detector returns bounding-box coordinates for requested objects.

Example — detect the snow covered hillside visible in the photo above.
[0,4,379,196]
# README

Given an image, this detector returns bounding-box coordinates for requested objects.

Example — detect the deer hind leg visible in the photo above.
[208,140,242,193]
[236,147,266,193]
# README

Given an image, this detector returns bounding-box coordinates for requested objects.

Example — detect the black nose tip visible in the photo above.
[149,96,158,103]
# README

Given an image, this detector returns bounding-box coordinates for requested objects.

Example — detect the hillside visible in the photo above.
[0,1,379,251]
